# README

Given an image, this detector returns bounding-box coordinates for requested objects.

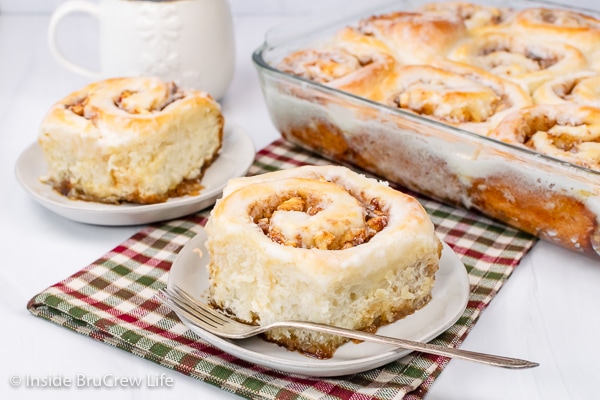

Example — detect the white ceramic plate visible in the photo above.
[15,122,255,226]
[168,229,470,377]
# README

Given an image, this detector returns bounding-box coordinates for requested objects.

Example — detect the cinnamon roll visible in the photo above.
[448,32,588,92]
[277,27,397,99]
[354,10,468,65]
[510,7,600,68]
[532,71,600,108]
[204,165,441,359]
[488,104,600,170]
[419,1,514,31]
[38,77,223,204]
[383,61,532,135]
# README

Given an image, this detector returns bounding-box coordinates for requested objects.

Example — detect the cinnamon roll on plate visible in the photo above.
[205,165,442,359]
[38,77,223,205]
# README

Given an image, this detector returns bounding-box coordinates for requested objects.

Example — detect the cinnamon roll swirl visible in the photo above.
[532,71,600,108]
[205,165,441,359]
[38,77,223,204]
[383,61,532,134]
[489,104,600,170]
[277,27,397,99]
[511,7,600,67]
[448,32,588,92]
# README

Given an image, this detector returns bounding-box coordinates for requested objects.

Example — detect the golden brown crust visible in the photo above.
[469,174,598,254]
[355,10,468,65]
[283,118,350,160]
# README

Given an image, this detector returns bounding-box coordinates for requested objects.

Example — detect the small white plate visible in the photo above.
[15,122,255,226]
[168,229,470,377]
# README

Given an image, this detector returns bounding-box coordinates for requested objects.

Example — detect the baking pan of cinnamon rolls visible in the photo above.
[253,0,600,257]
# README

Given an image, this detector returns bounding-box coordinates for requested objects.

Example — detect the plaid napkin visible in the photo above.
[27,138,537,400]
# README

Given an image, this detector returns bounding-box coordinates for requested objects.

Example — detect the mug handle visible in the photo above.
[48,0,101,79]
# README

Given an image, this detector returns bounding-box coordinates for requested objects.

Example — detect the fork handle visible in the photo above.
[272,321,538,369]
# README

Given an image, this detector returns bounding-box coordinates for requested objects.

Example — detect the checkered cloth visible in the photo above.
[27,138,537,400]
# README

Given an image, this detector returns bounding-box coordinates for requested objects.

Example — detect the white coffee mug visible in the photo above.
[48,0,235,99]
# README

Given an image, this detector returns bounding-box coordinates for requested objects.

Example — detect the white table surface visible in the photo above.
[1,9,599,400]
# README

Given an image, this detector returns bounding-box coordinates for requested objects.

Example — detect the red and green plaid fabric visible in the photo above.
[27,138,537,400]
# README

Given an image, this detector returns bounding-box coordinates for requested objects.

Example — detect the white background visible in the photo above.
[0,0,352,14]
[3,0,600,14]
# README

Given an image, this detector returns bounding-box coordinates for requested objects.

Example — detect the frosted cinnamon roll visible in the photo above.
[354,10,468,65]
[383,61,532,135]
[448,32,588,92]
[533,71,600,108]
[38,77,223,204]
[419,1,514,31]
[511,7,600,67]
[489,104,600,170]
[277,28,396,99]
[204,165,441,359]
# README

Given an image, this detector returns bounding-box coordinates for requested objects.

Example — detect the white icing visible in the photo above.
[54,77,206,147]
[210,165,436,280]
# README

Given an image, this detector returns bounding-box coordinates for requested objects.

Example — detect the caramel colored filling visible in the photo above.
[249,190,388,250]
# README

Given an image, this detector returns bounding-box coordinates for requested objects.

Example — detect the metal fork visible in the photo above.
[156,285,539,369]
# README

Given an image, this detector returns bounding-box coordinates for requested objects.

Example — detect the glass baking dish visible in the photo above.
[252,0,600,258]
